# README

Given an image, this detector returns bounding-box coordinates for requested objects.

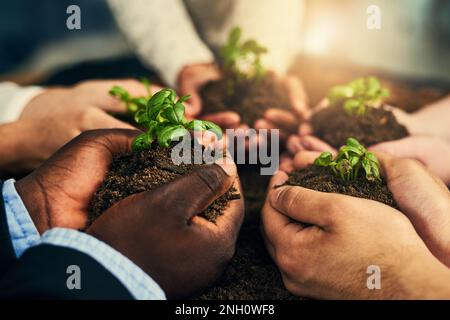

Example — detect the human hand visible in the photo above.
[178,63,241,129]
[255,74,309,141]
[369,136,450,185]
[15,129,139,234]
[87,156,244,298]
[15,79,159,172]
[374,154,450,267]
[262,168,450,299]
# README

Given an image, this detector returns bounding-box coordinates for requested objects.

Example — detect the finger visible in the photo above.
[298,123,313,136]
[202,111,241,128]
[293,151,322,169]
[369,138,420,160]
[299,136,336,153]
[261,171,290,241]
[264,108,299,132]
[254,119,288,141]
[283,76,310,118]
[280,154,294,173]
[154,160,237,223]
[79,107,135,131]
[71,128,141,156]
[184,92,202,117]
[78,79,159,112]
[287,135,304,155]
[202,174,244,241]
[383,104,412,128]
[270,185,340,227]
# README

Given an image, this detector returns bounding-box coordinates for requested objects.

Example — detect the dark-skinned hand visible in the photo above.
[87,150,244,298]
[16,128,244,298]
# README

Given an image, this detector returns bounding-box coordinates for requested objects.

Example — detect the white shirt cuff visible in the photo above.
[0,82,43,124]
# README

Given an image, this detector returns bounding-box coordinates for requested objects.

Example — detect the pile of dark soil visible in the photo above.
[200,73,293,126]
[311,105,408,149]
[89,144,239,225]
[196,165,298,300]
[285,165,396,208]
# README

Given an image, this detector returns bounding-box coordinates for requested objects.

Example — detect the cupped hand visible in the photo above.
[87,155,244,298]
[15,129,140,234]
[16,79,159,171]
[261,168,450,299]
[255,74,309,141]
[178,63,242,128]
[376,154,450,267]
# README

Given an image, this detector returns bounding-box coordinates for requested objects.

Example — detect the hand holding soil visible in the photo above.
[87,157,244,298]
[376,154,450,267]
[262,167,450,299]
[15,129,140,234]
[178,62,242,128]
[13,79,156,172]
[196,27,307,142]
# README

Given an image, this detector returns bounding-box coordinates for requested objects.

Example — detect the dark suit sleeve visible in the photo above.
[0,181,133,299]
[0,244,134,299]
[0,181,18,277]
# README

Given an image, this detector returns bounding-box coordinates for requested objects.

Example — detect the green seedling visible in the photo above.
[109,77,152,115]
[327,76,390,116]
[314,137,381,182]
[132,88,222,151]
[220,26,268,83]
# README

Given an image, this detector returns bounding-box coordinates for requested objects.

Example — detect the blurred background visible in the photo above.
[0,0,449,106]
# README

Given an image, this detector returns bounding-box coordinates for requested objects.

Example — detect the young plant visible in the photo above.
[132,88,222,151]
[314,137,380,182]
[327,77,390,116]
[220,26,268,83]
[109,77,152,115]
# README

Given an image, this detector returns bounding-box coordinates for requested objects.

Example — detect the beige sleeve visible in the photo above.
[107,0,214,87]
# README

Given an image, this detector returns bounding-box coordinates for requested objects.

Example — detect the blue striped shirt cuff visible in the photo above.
[2,179,40,257]
[40,228,166,300]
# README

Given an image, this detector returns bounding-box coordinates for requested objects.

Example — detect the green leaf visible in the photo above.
[134,109,149,124]
[131,97,148,108]
[109,86,131,102]
[343,99,362,115]
[202,120,223,139]
[174,102,185,122]
[314,152,333,166]
[187,120,207,131]
[157,125,188,147]
[177,95,191,104]
[228,27,242,46]
[346,137,365,151]
[161,107,179,124]
[127,102,139,113]
[148,89,174,107]
[140,77,151,96]
[132,133,153,152]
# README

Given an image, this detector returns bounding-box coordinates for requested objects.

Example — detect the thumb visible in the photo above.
[80,107,135,131]
[137,159,237,224]
[369,137,419,159]
[270,185,343,228]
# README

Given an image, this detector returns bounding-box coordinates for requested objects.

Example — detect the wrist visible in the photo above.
[397,251,450,299]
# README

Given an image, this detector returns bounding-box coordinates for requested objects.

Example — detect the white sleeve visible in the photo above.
[225,0,305,74]
[0,82,43,124]
[107,0,214,87]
